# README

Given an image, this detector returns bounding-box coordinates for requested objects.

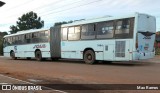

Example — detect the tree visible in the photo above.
[0,31,8,55]
[10,11,44,34]
[0,32,8,36]
[10,25,19,34]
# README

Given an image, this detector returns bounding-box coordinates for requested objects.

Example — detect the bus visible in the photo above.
[3,13,156,64]
[3,29,50,61]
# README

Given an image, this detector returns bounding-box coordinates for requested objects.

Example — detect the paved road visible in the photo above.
[0,74,68,93]
[0,56,160,93]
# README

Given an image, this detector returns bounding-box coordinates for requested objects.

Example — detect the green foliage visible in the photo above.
[10,11,44,34]
[0,32,8,36]
[155,48,160,55]
[10,25,18,34]
[0,32,8,55]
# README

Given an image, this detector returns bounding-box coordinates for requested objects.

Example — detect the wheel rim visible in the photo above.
[36,54,40,59]
[87,54,92,61]
[11,52,15,58]
[37,54,40,58]
[84,50,95,64]
[36,51,41,60]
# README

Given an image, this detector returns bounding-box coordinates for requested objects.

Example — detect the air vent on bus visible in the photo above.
[115,41,126,57]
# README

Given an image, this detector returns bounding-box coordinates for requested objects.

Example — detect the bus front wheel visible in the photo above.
[84,50,95,64]
[35,51,42,61]
[10,51,17,60]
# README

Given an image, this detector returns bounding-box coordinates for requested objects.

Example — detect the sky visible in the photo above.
[0,0,160,33]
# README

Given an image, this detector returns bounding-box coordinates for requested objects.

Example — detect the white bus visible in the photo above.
[3,29,50,61]
[50,13,156,64]
[3,13,156,64]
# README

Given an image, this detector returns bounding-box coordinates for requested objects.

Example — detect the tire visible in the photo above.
[51,58,59,61]
[26,57,31,60]
[10,51,17,60]
[35,51,42,61]
[84,50,95,64]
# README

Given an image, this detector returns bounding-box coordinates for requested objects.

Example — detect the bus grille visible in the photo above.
[115,41,125,57]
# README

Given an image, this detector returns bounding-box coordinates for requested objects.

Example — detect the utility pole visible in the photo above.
[0,1,5,7]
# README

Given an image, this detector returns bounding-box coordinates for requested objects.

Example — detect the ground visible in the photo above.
[0,56,160,93]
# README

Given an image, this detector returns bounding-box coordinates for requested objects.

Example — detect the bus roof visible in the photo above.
[4,28,49,38]
[61,13,154,27]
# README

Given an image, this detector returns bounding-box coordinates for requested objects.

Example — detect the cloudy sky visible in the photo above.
[0,0,160,32]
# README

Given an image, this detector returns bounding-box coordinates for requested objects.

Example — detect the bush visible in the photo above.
[155,48,160,55]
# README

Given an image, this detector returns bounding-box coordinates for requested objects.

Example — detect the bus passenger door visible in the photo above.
[103,44,114,61]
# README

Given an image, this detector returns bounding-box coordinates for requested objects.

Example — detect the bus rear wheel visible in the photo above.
[84,50,95,64]
[10,51,17,60]
[35,51,42,61]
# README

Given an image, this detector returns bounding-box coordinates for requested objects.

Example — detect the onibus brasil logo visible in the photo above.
[1,84,42,90]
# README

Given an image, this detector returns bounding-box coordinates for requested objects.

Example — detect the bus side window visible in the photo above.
[6,38,10,46]
[25,33,32,43]
[68,26,80,41]
[115,19,130,39]
[44,31,49,36]
[81,24,88,38]
[75,26,80,38]
[8,37,11,46]
[15,36,19,45]
[129,18,134,38]
[12,36,15,45]
[44,31,49,42]
[3,38,7,47]
[21,35,25,44]
[9,37,12,45]
[68,27,75,40]
[62,28,68,41]
[18,35,23,44]
[39,31,45,42]
[97,21,114,39]
[81,24,95,40]
[32,32,38,43]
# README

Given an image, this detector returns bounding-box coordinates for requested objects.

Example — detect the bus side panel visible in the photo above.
[61,39,134,61]
[3,43,51,58]
[129,40,134,60]
[61,40,118,61]
[41,51,51,58]
[61,40,105,60]
[3,46,12,57]
[14,45,26,57]
[32,43,51,58]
